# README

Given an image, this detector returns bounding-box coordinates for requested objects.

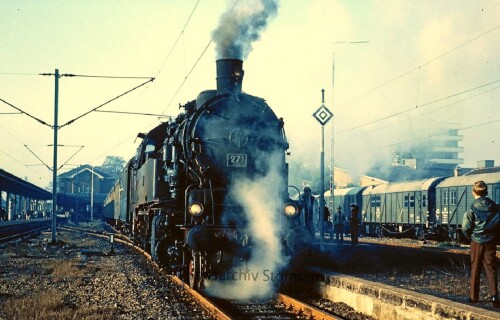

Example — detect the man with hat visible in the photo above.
[333,205,345,245]
[350,203,360,245]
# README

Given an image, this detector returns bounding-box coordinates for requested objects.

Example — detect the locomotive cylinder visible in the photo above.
[216,59,244,95]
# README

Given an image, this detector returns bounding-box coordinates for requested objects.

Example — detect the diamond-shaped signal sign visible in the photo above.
[313,104,333,126]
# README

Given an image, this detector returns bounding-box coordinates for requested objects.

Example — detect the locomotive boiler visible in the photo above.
[104,59,308,290]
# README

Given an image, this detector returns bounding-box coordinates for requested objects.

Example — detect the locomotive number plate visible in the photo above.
[227,154,247,167]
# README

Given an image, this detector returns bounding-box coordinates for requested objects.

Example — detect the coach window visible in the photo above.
[409,195,415,207]
[450,191,457,205]
[443,191,448,206]
[404,195,409,208]
[495,187,500,205]
[371,195,381,207]
[422,195,427,207]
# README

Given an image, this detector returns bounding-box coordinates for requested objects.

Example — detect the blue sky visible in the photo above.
[1,0,499,188]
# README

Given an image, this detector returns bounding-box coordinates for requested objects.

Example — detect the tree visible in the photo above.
[99,156,126,177]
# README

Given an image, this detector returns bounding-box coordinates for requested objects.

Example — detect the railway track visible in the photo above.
[52,223,500,318]
[0,219,51,243]
[170,274,345,320]
[60,223,347,319]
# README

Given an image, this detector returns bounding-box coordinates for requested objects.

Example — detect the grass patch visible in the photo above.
[1,288,118,320]
[47,259,84,280]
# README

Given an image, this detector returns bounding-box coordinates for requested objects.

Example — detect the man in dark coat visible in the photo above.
[350,204,359,245]
[333,206,345,245]
[299,187,315,236]
[462,180,500,307]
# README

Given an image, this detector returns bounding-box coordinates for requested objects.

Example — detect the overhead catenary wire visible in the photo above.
[325,24,500,163]
[94,110,172,118]
[296,80,500,154]
[0,98,52,127]
[23,144,84,172]
[78,0,204,167]
[40,0,206,170]
[0,74,154,174]
[161,0,240,115]
[338,78,500,134]
[0,122,50,183]
[335,84,500,142]
[0,72,39,76]
[57,74,154,79]
[154,0,201,78]
[24,145,51,171]
[57,145,84,170]
[58,77,155,128]
[0,1,205,183]
[161,39,213,115]
[343,24,500,105]
[360,118,500,154]
[298,117,500,159]
[0,149,49,182]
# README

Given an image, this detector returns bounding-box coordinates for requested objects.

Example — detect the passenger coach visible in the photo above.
[362,177,445,238]
[435,172,500,241]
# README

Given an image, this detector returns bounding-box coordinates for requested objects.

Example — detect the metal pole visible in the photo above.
[330,41,368,214]
[330,52,335,214]
[91,166,94,222]
[51,69,59,243]
[75,165,79,223]
[320,89,325,248]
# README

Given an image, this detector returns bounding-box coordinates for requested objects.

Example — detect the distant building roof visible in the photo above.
[58,165,115,180]
[464,166,500,175]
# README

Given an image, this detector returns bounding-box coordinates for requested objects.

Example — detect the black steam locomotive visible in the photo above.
[103,59,309,289]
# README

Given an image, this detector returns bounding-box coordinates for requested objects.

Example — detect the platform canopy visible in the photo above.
[0,168,51,200]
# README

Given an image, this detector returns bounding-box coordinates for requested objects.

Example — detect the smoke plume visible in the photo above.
[212,0,279,59]
[204,152,288,300]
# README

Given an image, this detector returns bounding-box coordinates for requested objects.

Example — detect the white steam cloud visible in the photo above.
[205,152,288,300]
[212,0,279,59]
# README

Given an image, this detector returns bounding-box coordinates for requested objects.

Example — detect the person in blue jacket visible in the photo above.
[462,180,500,307]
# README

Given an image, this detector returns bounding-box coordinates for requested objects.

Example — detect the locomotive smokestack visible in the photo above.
[216,59,244,95]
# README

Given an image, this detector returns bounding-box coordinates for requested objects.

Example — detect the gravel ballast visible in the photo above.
[0,223,215,320]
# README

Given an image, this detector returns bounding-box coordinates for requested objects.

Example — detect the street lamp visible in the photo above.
[330,41,369,214]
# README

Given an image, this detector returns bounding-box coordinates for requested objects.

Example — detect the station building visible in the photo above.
[57,165,115,220]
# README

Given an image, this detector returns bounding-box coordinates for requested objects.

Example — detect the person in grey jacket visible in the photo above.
[462,180,500,307]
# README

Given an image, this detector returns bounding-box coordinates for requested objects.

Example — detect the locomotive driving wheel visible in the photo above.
[189,251,202,290]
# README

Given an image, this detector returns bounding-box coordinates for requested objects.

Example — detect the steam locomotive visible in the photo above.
[103,59,309,289]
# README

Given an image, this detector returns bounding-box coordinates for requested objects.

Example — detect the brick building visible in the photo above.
[57,165,115,219]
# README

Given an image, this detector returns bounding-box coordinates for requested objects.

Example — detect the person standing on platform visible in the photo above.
[322,203,333,240]
[350,204,359,245]
[299,187,315,237]
[333,206,345,245]
[462,180,500,307]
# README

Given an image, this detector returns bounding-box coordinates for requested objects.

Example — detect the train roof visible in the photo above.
[325,186,367,197]
[437,172,500,188]
[362,177,445,195]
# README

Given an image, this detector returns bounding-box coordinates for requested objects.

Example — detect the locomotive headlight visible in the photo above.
[283,203,299,217]
[189,202,204,216]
